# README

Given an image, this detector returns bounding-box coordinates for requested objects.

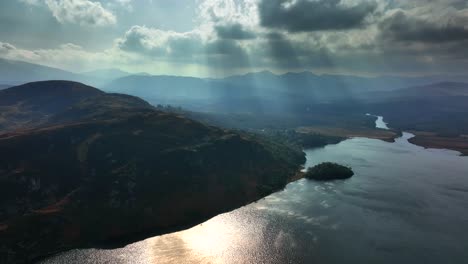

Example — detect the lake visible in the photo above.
[42,118,468,264]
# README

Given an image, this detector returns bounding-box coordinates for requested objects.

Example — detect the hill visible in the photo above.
[0,84,11,90]
[0,81,104,131]
[0,81,305,263]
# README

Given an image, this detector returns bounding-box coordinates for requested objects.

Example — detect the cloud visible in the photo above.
[0,41,133,72]
[5,0,468,76]
[116,26,205,58]
[0,42,17,52]
[214,23,256,40]
[114,24,254,71]
[379,10,468,43]
[44,0,116,26]
[19,0,41,5]
[258,0,378,32]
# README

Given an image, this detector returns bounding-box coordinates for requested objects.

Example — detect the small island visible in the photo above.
[305,162,354,181]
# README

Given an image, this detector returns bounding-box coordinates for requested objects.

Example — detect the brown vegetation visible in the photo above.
[408,131,468,155]
[297,126,400,142]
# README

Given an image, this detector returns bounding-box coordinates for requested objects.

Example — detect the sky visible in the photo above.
[0,0,467,77]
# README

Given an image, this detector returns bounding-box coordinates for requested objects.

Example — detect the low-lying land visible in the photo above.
[296,126,400,143]
[408,131,468,156]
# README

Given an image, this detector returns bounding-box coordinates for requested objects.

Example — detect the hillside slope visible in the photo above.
[0,81,305,263]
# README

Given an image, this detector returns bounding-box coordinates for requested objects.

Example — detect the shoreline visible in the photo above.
[33,169,307,263]
[407,131,468,156]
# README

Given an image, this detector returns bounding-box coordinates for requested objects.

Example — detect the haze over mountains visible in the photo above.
[2,58,468,100]
[3,58,468,137]
[103,71,468,112]
[0,59,133,87]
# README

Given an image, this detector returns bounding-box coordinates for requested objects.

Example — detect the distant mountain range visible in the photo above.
[2,58,468,120]
[102,71,468,113]
[2,58,467,102]
[391,82,468,97]
[81,68,132,80]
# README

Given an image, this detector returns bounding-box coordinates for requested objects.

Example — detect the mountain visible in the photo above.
[103,71,462,114]
[392,82,468,97]
[81,68,132,80]
[0,84,11,90]
[0,81,104,131]
[0,81,305,264]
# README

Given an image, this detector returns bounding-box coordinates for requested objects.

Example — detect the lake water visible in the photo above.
[42,120,468,264]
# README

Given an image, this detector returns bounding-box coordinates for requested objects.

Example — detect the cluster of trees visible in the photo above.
[305,162,354,181]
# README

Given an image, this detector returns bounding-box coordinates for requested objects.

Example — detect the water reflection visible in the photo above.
[43,133,468,264]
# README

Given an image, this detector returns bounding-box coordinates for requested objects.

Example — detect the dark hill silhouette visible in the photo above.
[0,80,103,107]
[0,81,104,131]
[0,84,11,90]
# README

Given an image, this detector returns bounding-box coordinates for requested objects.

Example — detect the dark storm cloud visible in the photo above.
[264,32,298,60]
[214,23,256,40]
[204,39,250,67]
[205,39,246,55]
[116,26,205,58]
[380,11,468,43]
[258,32,333,69]
[258,0,378,32]
[116,26,250,68]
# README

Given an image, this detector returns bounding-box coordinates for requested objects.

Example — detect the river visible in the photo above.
[366,113,389,129]
[42,117,468,264]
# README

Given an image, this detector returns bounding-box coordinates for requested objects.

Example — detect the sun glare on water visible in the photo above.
[142,211,265,264]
